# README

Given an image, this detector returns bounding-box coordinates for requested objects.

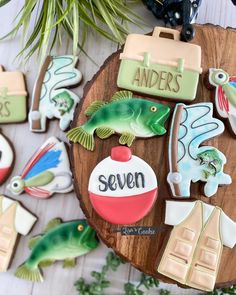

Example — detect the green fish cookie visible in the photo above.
[67,91,170,151]
[15,219,99,282]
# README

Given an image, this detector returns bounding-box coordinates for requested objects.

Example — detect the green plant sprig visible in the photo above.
[206,284,236,295]
[0,0,143,62]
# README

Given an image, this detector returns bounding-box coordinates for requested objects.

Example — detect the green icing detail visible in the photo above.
[25,171,55,187]
[63,258,76,268]
[0,94,27,123]
[197,149,223,177]
[85,101,106,116]
[43,218,62,234]
[15,219,99,282]
[28,236,42,250]
[67,91,170,151]
[222,84,236,108]
[52,91,74,116]
[117,59,199,101]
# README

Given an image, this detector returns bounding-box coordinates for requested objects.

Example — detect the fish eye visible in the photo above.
[150,106,157,112]
[214,71,228,83]
[77,224,84,231]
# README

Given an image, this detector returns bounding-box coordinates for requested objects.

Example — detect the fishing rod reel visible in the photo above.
[143,0,202,41]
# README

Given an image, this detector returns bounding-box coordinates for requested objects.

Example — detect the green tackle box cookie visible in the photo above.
[0,66,27,123]
[117,27,202,101]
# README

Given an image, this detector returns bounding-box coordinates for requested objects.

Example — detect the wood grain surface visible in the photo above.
[71,24,236,289]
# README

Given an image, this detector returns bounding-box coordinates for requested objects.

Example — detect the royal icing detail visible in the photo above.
[15,218,99,282]
[29,55,82,132]
[88,146,158,224]
[0,195,37,272]
[67,90,170,151]
[117,27,202,101]
[0,133,14,185]
[7,137,73,199]
[158,200,236,292]
[0,66,27,123]
[209,68,236,135]
[167,103,231,198]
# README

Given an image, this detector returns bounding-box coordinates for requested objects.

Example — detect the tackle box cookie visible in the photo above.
[117,27,202,101]
[0,66,27,123]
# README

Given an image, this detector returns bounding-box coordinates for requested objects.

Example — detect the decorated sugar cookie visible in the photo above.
[67,91,170,151]
[117,27,202,101]
[0,195,37,272]
[15,218,99,282]
[7,137,73,199]
[209,68,236,135]
[0,132,14,185]
[88,146,158,224]
[29,55,82,132]
[158,200,236,292]
[167,103,231,198]
[0,66,27,123]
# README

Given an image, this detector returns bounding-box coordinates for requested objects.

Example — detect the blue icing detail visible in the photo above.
[24,150,62,180]
[229,81,236,88]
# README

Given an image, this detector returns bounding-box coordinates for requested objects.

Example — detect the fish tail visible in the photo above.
[67,126,95,151]
[15,262,43,282]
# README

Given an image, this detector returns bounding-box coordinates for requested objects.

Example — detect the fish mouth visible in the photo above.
[81,226,100,249]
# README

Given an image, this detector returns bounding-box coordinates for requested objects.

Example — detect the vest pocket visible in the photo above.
[182,228,195,241]
[0,236,11,251]
[0,250,9,271]
[206,237,219,250]
[199,249,217,269]
[173,239,192,259]
[189,268,215,291]
[161,256,188,280]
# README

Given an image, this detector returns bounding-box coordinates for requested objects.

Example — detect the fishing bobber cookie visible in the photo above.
[88,146,158,225]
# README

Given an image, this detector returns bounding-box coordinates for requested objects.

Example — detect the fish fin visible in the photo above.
[85,101,106,116]
[119,133,135,147]
[28,236,42,250]
[15,263,43,282]
[111,90,133,102]
[96,127,115,139]
[67,127,95,151]
[63,258,76,268]
[43,218,62,234]
[39,259,55,268]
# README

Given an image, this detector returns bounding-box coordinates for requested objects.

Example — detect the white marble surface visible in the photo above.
[0,0,235,294]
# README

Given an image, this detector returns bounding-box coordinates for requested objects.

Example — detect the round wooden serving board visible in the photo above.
[71,25,236,289]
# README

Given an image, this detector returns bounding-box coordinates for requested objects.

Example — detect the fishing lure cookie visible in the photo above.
[88,146,158,224]
[209,68,236,135]
[117,27,202,101]
[15,218,99,282]
[167,103,231,198]
[0,195,37,272]
[67,91,170,151]
[29,55,82,132]
[8,137,73,199]
[0,65,27,123]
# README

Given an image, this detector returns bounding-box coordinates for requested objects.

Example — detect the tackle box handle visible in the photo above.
[152,27,180,41]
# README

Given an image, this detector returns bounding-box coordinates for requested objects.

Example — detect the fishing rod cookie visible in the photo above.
[15,218,99,282]
[67,90,170,151]
[208,68,236,136]
[0,65,27,123]
[88,146,158,224]
[167,103,231,198]
[29,55,82,132]
[8,137,73,199]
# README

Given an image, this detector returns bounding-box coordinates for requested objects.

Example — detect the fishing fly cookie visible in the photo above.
[167,103,231,198]
[67,90,170,151]
[117,27,202,101]
[88,146,158,224]
[0,132,14,185]
[29,55,82,132]
[7,137,73,199]
[0,195,37,272]
[0,66,27,123]
[15,218,99,282]
[209,68,236,136]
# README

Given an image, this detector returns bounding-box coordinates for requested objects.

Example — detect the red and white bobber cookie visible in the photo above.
[88,146,158,224]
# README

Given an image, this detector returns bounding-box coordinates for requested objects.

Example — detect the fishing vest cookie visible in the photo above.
[88,146,158,224]
[209,68,236,136]
[167,103,232,198]
[0,66,27,123]
[29,55,82,132]
[7,137,73,199]
[117,27,202,101]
